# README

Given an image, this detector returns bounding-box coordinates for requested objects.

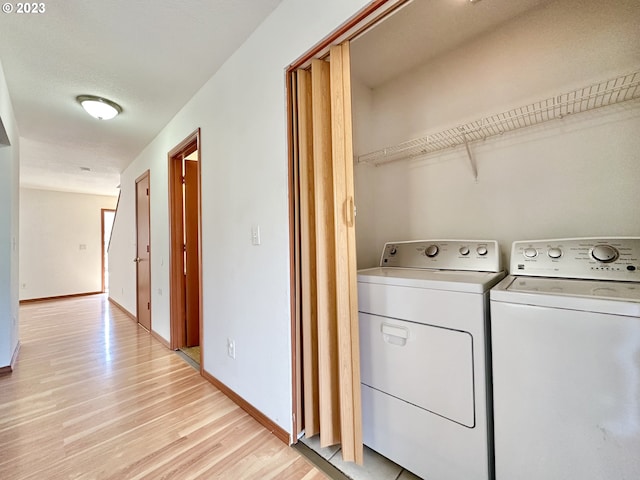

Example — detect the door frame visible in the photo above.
[168,129,203,363]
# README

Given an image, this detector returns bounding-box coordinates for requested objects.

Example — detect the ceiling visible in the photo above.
[0,0,283,197]
[351,0,551,88]
[2,0,553,198]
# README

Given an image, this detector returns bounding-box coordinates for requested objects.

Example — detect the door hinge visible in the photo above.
[147,302,150,310]
[146,188,149,196]
[181,176,186,185]
[147,245,150,253]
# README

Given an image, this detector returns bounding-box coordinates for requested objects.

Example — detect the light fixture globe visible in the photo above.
[76,95,122,120]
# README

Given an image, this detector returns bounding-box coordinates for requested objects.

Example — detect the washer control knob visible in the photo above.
[476,246,488,256]
[591,245,619,263]
[547,247,562,259]
[524,247,538,258]
[425,244,439,257]
[459,246,470,256]
[389,247,397,255]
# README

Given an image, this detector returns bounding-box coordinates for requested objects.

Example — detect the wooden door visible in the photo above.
[135,172,151,331]
[184,159,200,347]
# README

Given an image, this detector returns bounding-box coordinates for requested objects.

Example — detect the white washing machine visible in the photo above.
[358,239,505,480]
[490,237,640,480]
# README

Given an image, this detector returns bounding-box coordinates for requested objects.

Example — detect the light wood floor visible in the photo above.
[0,295,327,480]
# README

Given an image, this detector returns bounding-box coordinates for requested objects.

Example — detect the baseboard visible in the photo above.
[201,369,290,445]
[108,297,170,349]
[150,329,170,349]
[0,341,21,376]
[107,297,136,322]
[20,291,103,304]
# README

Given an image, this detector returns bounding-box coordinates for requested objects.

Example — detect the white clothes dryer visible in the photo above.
[358,240,505,480]
[490,237,640,480]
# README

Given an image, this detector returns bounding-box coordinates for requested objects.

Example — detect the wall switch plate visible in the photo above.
[251,225,261,246]
[227,338,236,359]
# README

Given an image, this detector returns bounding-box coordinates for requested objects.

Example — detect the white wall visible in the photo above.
[108,0,373,435]
[19,188,117,300]
[353,0,640,268]
[108,185,137,316]
[0,59,20,368]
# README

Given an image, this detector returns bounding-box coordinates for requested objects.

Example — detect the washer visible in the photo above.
[490,237,640,480]
[358,239,505,480]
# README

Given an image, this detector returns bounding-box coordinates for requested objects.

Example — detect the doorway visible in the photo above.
[135,171,151,331]
[168,129,202,368]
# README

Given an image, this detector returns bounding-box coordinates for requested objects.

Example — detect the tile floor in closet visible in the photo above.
[301,434,422,480]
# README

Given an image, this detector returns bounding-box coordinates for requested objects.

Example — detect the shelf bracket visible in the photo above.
[459,127,478,182]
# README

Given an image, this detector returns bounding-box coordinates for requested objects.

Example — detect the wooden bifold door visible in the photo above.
[291,42,362,464]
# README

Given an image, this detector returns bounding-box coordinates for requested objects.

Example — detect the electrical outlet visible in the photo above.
[21,283,26,290]
[227,338,236,359]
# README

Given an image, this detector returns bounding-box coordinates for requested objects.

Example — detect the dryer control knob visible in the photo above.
[459,246,470,256]
[425,245,439,257]
[389,247,397,255]
[476,246,488,256]
[591,245,619,263]
[548,247,562,259]
[524,247,538,258]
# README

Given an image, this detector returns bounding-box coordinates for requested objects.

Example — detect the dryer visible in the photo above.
[358,239,505,480]
[490,237,640,480]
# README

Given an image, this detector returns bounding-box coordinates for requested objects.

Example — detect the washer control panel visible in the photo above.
[511,237,640,281]
[380,240,501,272]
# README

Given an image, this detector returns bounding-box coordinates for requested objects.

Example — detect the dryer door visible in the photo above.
[359,313,475,427]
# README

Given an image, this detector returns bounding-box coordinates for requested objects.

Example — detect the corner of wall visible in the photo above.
[0,58,21,368]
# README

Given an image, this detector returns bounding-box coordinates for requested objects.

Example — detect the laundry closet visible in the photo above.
[340,0,640,478]
[350,0,640,269]
[291,1,638,477]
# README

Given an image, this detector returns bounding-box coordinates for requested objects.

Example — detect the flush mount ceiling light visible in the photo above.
[76,95,122,120]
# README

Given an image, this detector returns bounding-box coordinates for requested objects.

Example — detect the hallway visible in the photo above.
[0,295,326,479]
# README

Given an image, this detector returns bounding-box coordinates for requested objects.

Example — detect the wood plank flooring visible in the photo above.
[0,295,327,479]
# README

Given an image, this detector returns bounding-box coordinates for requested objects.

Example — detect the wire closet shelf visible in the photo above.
[357,70,640,167]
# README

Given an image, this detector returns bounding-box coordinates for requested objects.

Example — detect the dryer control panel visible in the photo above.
[511,237,640,281]
[380,239,501,272]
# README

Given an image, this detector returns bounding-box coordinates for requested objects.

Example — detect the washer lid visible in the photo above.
[491,275,640,316]
[507,276,640,300]
[358,267,506,294]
